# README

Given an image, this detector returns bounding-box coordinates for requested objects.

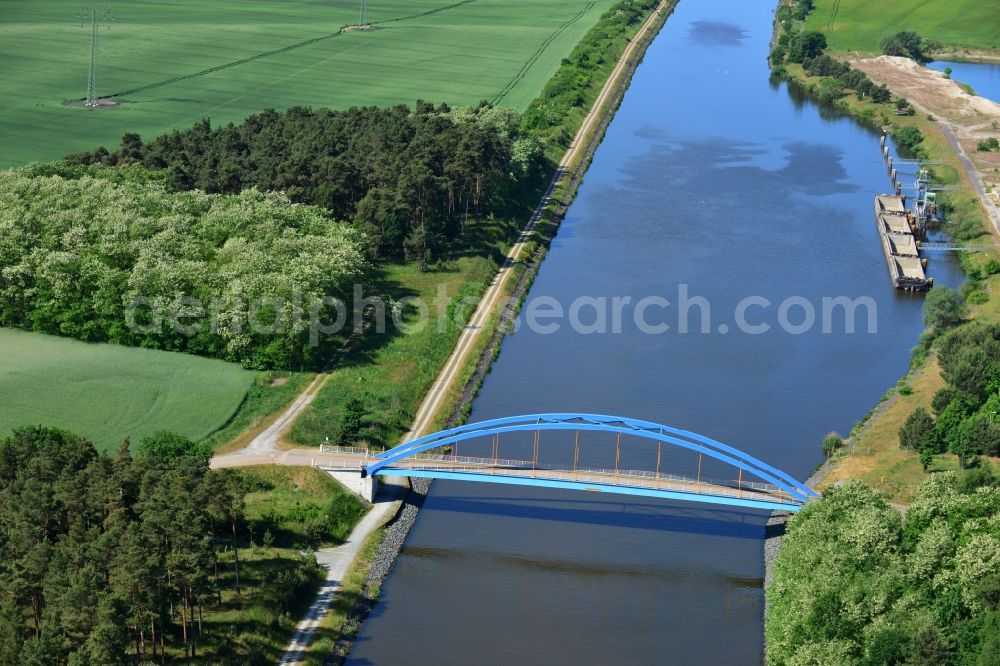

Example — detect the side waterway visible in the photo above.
[347,0,964,663]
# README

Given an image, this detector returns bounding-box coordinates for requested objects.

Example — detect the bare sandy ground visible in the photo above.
[852,55,1000,226]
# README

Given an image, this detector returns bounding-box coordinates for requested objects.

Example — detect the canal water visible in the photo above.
[927,59,1000,104]
[348,1,963,663]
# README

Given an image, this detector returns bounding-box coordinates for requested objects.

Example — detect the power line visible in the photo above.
[359,0,370,29]
[78,8,114,108]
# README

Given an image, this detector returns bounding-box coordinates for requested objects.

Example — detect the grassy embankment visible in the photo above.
[289,0,669,446]
[803,0,1000,59]
[774,2,1000,502]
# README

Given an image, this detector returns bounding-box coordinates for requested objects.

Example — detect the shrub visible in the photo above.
[931,386,960,415]
[880,31,931,63]
[899,406,935,450]
[872,84,892,103]
[976,137,1000,152]
[967,290,989,305]
[892,125,924,150]
[787,31,827,63]
[923,286,967,329]
[823,432,844,458]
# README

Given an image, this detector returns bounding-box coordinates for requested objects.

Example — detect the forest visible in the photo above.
[0,426,366,664]
[0,164,370,369]
[67,103,543,260]
[766,474,1000,666]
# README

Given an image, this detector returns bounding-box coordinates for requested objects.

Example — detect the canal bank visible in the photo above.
[769,0,1000,507]
[347,0,965,663]
[325,2,678,660]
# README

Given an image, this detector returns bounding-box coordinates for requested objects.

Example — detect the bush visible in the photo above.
[899,406,935,451]
[880,30,931,63]
[923,286,967,329]
[932,386,960,415]
[949,215,986,241]
[892,125,924,150]
[967,290,989,305]
[787,31,827,63]
[823,432,844,458]
[959,465,999,492]
[815,77,844,104]
[871,84,893,103]
[976,137,1000,152]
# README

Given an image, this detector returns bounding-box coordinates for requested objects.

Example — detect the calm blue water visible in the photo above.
[348,1,963,664]
[928,60,1000,103]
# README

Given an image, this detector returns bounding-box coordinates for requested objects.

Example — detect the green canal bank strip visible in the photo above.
[764,2,1000,665]
[321,2,680,662]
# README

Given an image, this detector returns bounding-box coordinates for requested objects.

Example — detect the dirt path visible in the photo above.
[936,118,1000,235]
[211,373,327,466]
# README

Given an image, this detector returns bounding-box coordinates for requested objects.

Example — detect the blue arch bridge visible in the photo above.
[318,414,818,512]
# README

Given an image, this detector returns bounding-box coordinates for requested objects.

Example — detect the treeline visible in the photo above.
[0,165,370,369]
[0,426,323,664]
[520,0,659,152]
[767,475,1000,665]
[67,103,542,259]
[800,55,893,104]
[770,4,896,107]
[900,320,1000,469]
[771,0,824,66]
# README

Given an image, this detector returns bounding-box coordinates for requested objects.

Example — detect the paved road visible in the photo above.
[278,486,404,665]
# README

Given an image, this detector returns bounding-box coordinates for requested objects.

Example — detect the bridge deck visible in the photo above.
[311,452,801,509]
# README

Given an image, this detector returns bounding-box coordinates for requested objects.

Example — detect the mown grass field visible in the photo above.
[0,0,617,168]
[805,0,1000,55]
[0,327,253,452]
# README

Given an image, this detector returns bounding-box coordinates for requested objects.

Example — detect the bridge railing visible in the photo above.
[389,453,797,502]
[319,444,371,457]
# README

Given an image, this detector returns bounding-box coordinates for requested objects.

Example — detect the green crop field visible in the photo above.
[805,0,1000,55]
[0,0,616,168]
[0,328,254,452]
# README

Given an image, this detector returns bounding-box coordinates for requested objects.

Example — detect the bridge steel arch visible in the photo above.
[363,414,816,511]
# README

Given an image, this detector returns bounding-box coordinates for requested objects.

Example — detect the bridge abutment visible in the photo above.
[323,469,378,503]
